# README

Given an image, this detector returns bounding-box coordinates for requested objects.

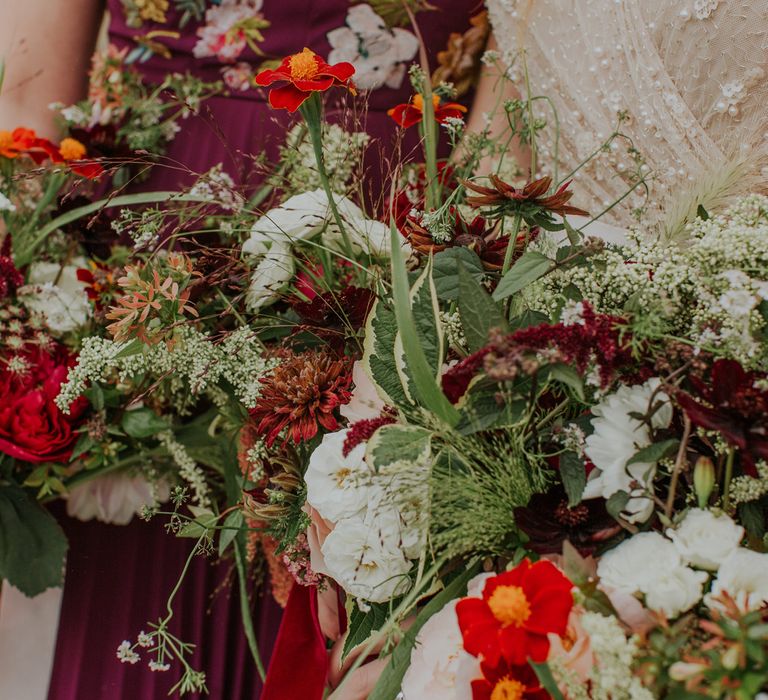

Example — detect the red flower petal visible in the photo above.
[268,84,311,112]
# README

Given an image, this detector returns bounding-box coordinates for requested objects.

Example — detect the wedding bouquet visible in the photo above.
[3,36,766,700]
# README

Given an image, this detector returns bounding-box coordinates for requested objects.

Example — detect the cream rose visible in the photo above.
[667,508,744,571]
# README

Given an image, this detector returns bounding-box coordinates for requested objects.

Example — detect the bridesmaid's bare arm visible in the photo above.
[0,0,104,137]
[464,33,531,176]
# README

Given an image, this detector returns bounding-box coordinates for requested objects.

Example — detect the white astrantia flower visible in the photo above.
[19,260,91,334]
[244,241,294,310]
[66,473,170,526]
[321,514,412,603]
[707,547,768,612]
[597,532,707,618]
[327,4,419,91]
[304,429,373,523]
[667,508,744,571]
[583,378,673,523]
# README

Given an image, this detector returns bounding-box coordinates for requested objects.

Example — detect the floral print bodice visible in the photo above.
[108,0,488,111]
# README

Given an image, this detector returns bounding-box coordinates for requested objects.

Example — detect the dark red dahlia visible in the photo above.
[250,350,352,447]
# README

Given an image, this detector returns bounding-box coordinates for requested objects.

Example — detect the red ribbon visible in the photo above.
[261,584,328,700]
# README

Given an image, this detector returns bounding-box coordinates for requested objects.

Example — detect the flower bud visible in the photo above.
[693,456,715,508]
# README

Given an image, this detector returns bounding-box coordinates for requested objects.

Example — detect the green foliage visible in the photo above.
[342,601,391,664]
[0,485,68,596]
[390,225,459,427]
[366,424,432,472]
[121,407,168,439]
[493,251,553,301]
[431,247,485,301]
[430,432,547,559]
[363,300,410,409]
[457,262,508,351]
[560,451,586,506]
[626,439,679,467]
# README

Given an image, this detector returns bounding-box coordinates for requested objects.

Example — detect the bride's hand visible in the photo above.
[325,614,416,700]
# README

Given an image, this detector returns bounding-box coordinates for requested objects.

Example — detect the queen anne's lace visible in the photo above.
[485,0,768,239]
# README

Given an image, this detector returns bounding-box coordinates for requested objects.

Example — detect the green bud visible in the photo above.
[693,456,715,508]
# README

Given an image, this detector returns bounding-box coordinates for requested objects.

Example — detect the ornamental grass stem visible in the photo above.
[723,448,736,512]
[501,211,523,277]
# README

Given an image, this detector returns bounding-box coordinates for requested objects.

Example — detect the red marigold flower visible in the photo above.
[250,350,352,447]
[456,559,573,667]
[470,658,551,700]
[255,47,356,112]
[387,93,467,128]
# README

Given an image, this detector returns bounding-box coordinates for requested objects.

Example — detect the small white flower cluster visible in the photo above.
[304,429,428,603]
[440,310,468,352]
[559,422,587,456]
[578,612,654,700]
[729,460,768,504]
[111,208,163,250]
[540,194,768,369]
[419,210,454,243]
[189,164,242,211]
[279,123,369,196]
[57,325,276,414]
[158,431,210,509]
[116,640,140,665]
[245,440,267,482]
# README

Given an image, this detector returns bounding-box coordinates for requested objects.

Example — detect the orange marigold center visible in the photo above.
[289,48,320,81]
[490,677,526,700]
[411,93,441,113]
[488,585,531,627]
[59,138,87,161]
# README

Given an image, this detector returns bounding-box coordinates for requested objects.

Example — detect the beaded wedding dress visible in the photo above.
[486,0,768,240]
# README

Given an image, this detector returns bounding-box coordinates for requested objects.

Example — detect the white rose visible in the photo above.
[20,260,91,334]
[598,532,681,595]
[321,514,412,603]
[584,378,672,523]
[667,508,744,570]
[707,548,768,612]
[643,565,707,618]
[304,429,372,523]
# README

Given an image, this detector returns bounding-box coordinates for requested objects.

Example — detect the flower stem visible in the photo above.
[723,448,735,511]
[234,536,266,681]
[300,95,355,261]
[500,211,523,277]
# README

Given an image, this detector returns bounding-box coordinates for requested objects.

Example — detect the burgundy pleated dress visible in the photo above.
[48,2,486,698]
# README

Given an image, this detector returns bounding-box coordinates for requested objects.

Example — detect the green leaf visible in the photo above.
[407,259,444,378]
[219,510,244,556]
[530,661,566,700]
[696,204,710,221]
[178,507,218,538]
[121,407,168,439]
[545,363,585,401]
[457,263,508,351]
[431,247,485,301]
[112,337,144,360]
[492,251,553,301]
[0,485,68,597]
[341,602,390,663]
[739,499,767,539]
[366,424,432,472]
[85,383,104,411]
[363,300,409,409]
[560,451,586,506]
[626,439,679,466]
[69,433,95,462]
[390,224,459,427]
[369,563,480,700]
[606,490,630,520]
[508,309,550,332]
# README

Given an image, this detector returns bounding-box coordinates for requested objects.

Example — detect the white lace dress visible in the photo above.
[486,0,768,240]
